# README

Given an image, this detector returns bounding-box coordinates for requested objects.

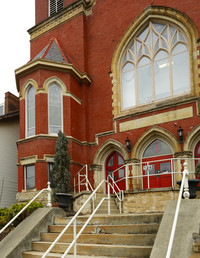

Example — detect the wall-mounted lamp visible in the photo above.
[125,137,131,152]
[177,126,184,144]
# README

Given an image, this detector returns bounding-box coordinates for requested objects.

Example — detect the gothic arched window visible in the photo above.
[48,83,63,134]
[26,85,35,137]
[121,21,190,109]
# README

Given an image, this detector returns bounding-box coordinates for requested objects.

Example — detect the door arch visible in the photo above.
[142,139,173,189]
[195,142,200,161]
[105,151,126,192]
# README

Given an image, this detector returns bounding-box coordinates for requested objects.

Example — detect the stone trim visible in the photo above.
[131,126,180,159]
[174,151,193,158]
[125,158,140,164]
[19,155,37,165]
[28,0,96,41]
[119,107,193,132]
[90,164,102,171]
[111,5,198,118]
[15,59,92,93]
[20,79,39,100]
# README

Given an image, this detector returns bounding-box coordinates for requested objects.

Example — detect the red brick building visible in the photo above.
[15,0,200,200]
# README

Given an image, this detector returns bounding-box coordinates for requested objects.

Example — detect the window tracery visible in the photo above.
[121,21,190,109]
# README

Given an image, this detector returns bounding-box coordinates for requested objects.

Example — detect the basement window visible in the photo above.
[49,0,64,16]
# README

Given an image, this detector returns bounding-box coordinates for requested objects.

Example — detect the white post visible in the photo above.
[183,162,190,199]
[166,161,188,258]
[74,219,77,258]
[108,180,110,215]
[171,159,174,187]
[126,164,128,190]
[147,163,150,190]
[74,178,75,195]
[46,182,52,207]
[78,172,80,193]
[86,165,89,191]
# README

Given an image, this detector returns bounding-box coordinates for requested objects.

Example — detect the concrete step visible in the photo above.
[22,212,162,258]
[40,232,156,246]
[54,213,163,226]
[49,223,159,234]
[31,241,152,257]
[95,208,120,214]
[23,251,112,258]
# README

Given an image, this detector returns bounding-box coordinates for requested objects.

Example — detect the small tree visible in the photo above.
[52,131,71,199]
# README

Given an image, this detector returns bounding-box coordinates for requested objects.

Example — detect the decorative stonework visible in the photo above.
[15,59,92,95]
[119,107,193,132]
[111,5,198,119]
[90,164,102,171]
[28,0,96,41]
[174,151,193,158]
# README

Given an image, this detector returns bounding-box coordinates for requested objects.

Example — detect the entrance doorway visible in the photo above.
[142,139,173,189]
[105,151,126,193]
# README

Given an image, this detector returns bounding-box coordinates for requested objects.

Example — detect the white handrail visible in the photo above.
[0,182,52,235]
[42,179,122,258]
[108,175,123,214]
[166,161,190,258]
[73,165,88,194]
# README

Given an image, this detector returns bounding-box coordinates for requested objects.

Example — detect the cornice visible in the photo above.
[15,59,92,91]
[28,0,96,41]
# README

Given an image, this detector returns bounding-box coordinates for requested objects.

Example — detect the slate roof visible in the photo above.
[31,38,71,64]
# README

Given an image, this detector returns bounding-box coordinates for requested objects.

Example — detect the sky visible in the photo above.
[0,0,35,103]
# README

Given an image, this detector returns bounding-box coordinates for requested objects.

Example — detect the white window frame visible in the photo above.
[121,21,190,110]
[24,164,35,190]
[48,83,63,135]
[49,0,63,16]
[25,85,35,138]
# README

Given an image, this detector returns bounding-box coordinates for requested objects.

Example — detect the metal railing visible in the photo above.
[0,182,52,235]
[73,165,89,194]
[42,179,123,258]
[110,158,199,191]
[166,161,190,258]
[108,175,124,214]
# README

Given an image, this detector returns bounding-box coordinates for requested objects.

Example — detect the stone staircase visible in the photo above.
[22,210,163,258]
[93,194,120,214]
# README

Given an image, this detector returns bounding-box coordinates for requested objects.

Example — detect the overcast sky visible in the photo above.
[0,0,35,103]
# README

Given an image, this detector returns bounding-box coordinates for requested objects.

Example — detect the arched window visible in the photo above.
[48,83,63,134]
[26,85,35,137]
[121,21,190,109]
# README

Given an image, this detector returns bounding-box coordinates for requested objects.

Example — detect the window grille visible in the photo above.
[49,0,63,16]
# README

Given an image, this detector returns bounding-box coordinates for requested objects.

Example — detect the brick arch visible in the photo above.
[132,126,180,160]
[20,79,38,100]
[93,139,128,166]
[184,124,200,155]
[92,139,128,190]
[43,76,67,94]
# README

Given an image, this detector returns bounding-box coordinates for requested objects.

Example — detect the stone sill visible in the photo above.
[124,187,180,195]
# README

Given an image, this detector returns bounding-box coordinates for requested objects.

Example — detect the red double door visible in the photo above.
[105,152,126,193]
[142,154,173,189]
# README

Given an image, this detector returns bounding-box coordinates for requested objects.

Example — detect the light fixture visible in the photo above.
[177,126,184,144]
[125,137,131,152]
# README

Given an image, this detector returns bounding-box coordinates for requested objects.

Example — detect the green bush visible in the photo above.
[0,201,43,230]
